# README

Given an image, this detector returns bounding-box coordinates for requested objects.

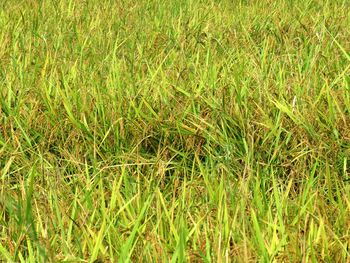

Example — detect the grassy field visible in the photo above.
[1,0,350,262]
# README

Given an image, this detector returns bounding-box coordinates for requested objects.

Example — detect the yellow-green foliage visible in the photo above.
[1,0,350,262]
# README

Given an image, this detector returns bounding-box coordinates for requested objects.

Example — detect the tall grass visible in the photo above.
[1,0,350,261]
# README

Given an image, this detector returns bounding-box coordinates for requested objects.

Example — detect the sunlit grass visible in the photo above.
[1,0,350,262]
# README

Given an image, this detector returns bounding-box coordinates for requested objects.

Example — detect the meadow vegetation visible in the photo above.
[1,0,350,261]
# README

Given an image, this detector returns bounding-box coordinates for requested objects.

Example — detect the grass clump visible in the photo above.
[1,0,350,262]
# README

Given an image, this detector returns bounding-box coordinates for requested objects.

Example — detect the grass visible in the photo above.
[1,0,350,261]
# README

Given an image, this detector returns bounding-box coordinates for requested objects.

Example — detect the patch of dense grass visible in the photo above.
[1,0,350,261]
